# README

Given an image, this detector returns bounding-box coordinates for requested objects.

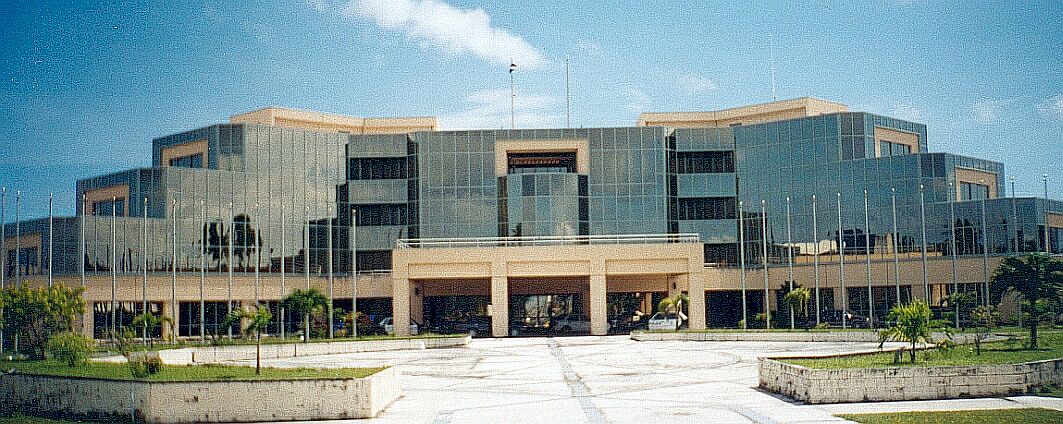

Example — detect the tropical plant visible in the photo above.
[223,304,273,374]
[45,332,95,367]
[783,287,812,330]
[990,253,1063,349]
[131,312,173,347]
[970,305,999,355]
[941,291,976,331]
[878,300,950,363]
[656,293,689,314]
[0,285,86,359]
[110,327,137,357]
[281,288,328,343]
[128,352,163,378]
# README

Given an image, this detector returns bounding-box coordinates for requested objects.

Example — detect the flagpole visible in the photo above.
[48,193,54,288]
[110,196,117,338]
[948,181,959,328]
[81,194,86,289]
[327,205,334,339]
[171,198,178,344]
[280,206,286,340]
[761,200,770,329]
[227,200,234,339]
[837,192,847,329]
[980,180,990,307]
[1,187,6,352]
[15,191,21,287]
[863,190,873,326]
[305,205,310,291]
[1011,177,1018,254]
[142,197,149,344]
[351,208,358,338]
[509,62,517,129]
[199,200,206,339]
[565,58,571,128]
[812,194,821,325]
[891,188,901,304]
[919,184,929,303]
[786,197,794,330]
[1044,174,1050,254]
[254,203,261,305]
[738,201,747,329]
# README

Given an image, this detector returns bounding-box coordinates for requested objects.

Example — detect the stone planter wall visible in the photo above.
[0,367,400,422]
[632,331,975,343]
[758,356,1063,403]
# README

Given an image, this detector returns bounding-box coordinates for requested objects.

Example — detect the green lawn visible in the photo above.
[785,332,1062,369]
[0,360,383,382]
[0,416,84,424]
[96,332,465,355]
[838,408,1063,424]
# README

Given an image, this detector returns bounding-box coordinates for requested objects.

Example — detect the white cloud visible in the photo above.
[439,89,561,129]
[678,73,717,95]
[1037,94,1063,120]
[342,0,547,69]
[626,88,650,114]
[573,40,604,57]
[306,0,329,13]
[890,103,924,122]
[971,98,1012,124]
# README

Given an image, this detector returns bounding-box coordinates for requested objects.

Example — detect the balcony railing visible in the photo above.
[395,233,701,249]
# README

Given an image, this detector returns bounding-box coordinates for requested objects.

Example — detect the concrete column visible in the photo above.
[589,274,608,335]
[392,277,411,336]
[641,293,654,315]
[687,271,706,330]
[162,301,177,340]
[82,304,95,339]
[410,283,424,326]
[490,275,508,337]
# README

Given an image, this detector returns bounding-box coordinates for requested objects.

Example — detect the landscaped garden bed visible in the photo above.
[837,408,1063,424]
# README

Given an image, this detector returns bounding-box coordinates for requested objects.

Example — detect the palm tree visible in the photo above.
[657,293,689,330]
[990,254,1063,349]
[281,288,328,343]
[878,300,948,363]
[131,312,173,348]
[783,287,812,330]
[223,304,272,374]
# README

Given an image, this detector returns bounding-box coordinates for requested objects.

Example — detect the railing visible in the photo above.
[395,233,700,249]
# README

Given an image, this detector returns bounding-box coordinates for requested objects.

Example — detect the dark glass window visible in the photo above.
[704,243,738,265]
[959,182,989,201]
[92,197,126,216]
[354,204,409,226]
[357,250,392,271]
[5,247,38,276]
[169,153,204,168]
[348,157,409,180]
[507,152,577,174]
[678,197,736,220]
[880,141,911,156]
[675,151,735,174]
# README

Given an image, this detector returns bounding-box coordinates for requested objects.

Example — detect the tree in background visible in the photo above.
[131,312,173,348]
[970,305,999,355]
[0,285,85,359]
[991,254,1063,349]
[223,304,272,374]
[281,288,328,343]
[942,291,976,331]
[783,287,812,330]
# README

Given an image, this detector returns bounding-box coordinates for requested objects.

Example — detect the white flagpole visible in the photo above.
[280,206,286,340]
[227,200,234,339]
[327,205,334,339]
[110,196,117,337]
[738,201,747,329]
[199,200,206,339]
[15,191,21,287]
[786,197,794,330]
[305,205,310,291]
[812,194,821,325]
[171,198,178,344]
[837,192,847,329]
[863,190,873,326]
[142,197,149,344]
[761,200,770,329]
[1,187,6,352]
[919,184,930,303]
[948,181,959,328]
[1044,174,1050,254]
[980,181,990,307]
[509,62,517,129]
[48,193,54,287]
[891,188,901,304]
[351,208,358,338]
[254,203,261,305]
[81,194,86,289]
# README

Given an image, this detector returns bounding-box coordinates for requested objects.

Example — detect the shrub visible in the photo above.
[45,332,95,367]
[128,351,163,378]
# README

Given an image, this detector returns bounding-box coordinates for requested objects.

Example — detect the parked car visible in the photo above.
[822,310,871,329]
[453,316,492,337]
[379,317,420,335]
[647,312,683,331]
[553,314,592,334]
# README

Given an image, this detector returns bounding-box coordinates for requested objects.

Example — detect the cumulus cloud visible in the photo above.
[890,103,924,122]
[971,98,1012,124]
[1037,94,1063,120]
[678,73,717,95]
[626,88,650,114]
[439,89,561,129]
[342,0,548,69]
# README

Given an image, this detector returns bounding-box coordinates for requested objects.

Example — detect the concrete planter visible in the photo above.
[0,367,400,422]
[758,356,1063,403]
[632,331,981,344]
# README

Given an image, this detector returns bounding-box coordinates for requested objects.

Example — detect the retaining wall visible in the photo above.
[758,356,1063,403]
[631,331,975,343]
[0,367,400,422]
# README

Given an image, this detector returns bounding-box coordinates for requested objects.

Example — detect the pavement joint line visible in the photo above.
[549,339,609,424]
[727,404,783,424]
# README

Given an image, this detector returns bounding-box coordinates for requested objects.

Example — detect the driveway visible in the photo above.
[253,336,1061,424]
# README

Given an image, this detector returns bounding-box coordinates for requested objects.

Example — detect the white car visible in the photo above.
[553,314,592,333]
[647,312,683,331]
[379,317,419,335]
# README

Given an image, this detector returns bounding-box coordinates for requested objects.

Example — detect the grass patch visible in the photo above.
[96,332,464,355]
[0,415,87,424]
[785,332,1063,369]
[838,408,1063,424]
[0,360,384,382]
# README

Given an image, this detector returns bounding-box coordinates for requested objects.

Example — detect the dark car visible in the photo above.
[453,316,492,337]
[822,310,871,329]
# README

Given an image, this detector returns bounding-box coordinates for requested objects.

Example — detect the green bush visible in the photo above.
[128,352,163,378]
[45,333,95,367]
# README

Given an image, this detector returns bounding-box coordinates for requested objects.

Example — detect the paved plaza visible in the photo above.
[245,336,1063,424]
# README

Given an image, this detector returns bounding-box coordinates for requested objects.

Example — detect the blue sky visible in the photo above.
[1,0,1061,219]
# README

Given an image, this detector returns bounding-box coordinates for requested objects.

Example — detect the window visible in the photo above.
[880,141,911,157]
[677,197,736,220]
[357,250,392,271]
[348,157,409,180]
[169,153,204,168]
[92,197,126,216]
[959,182,990,200]
[354,204,409,226]
[507,152,577,174]
[704,243,738,265]
[5,247,38,276]
[675,151,735,174]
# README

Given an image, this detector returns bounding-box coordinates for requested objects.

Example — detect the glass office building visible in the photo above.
[3,99,1061,337]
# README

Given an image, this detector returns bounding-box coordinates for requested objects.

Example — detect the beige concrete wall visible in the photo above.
[3,233,42,275]
[955,167,1000,199]
[159,139,208,168]
[494,139,590,175]
[873,126,921,156]
[759,356,1063,403]
[231,107,436,134]
[84,184,130,216]
[637,97,848,128]
[0,368,400,422]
